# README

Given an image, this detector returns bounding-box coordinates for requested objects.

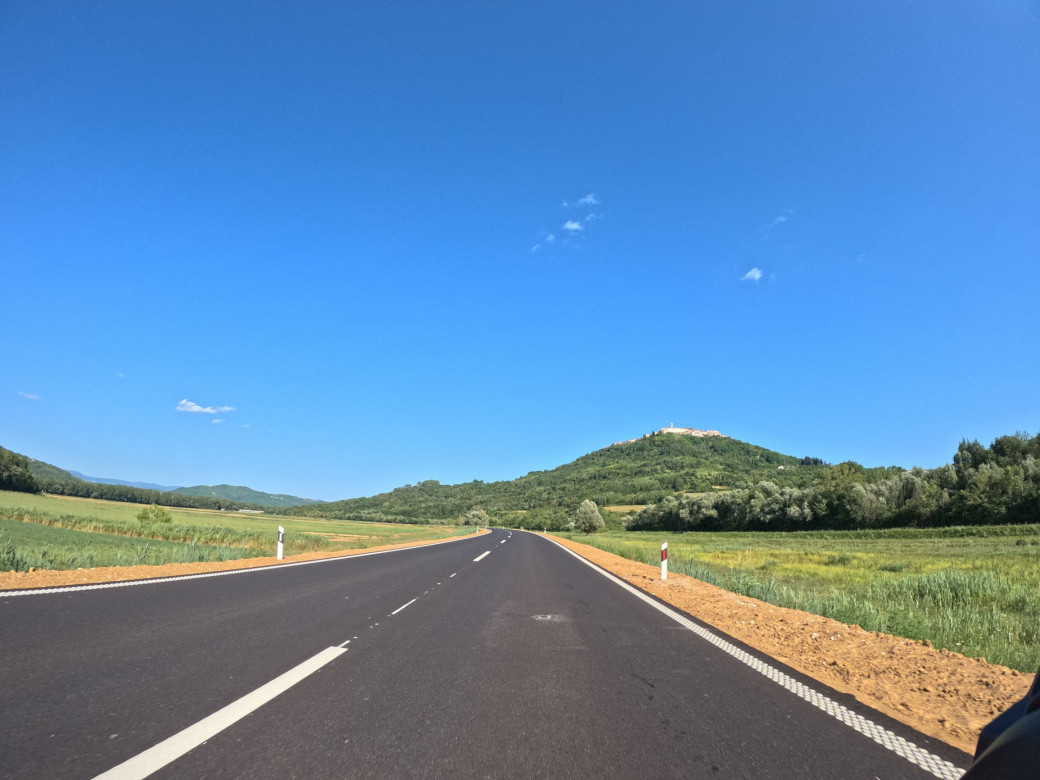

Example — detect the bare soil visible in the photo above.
[2,528,1030,755]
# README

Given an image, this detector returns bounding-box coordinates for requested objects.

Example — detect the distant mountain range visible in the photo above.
[170,484,325,508]
[19,456,323,508]
[67,471,183,492]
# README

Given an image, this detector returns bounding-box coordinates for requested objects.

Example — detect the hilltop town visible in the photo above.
[611,424,726,447]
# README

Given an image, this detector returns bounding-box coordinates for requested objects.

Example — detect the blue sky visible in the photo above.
[2,2,1038,501]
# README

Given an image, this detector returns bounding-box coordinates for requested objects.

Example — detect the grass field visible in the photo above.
[0,490,473,571]
[558,526,1040,673]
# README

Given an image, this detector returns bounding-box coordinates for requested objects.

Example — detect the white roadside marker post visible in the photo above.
[661,542,668,581]
[277,526,284,561]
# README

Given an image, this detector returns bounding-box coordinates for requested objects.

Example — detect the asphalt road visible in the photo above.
[0,528,971,778]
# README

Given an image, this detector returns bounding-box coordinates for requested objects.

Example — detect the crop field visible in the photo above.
[0,490,473,572]
[558,526,1040,672]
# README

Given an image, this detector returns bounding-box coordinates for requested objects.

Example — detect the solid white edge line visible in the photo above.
[532,533,967,780]
[391,598,417,615]
[93,646,346,780]
[1,532,486,598]
[473,551,491,562]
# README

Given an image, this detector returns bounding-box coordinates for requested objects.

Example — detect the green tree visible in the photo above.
[461,508,489,527]
[137,504,172,525]
[0,447,39,494]
[574,499,604,534]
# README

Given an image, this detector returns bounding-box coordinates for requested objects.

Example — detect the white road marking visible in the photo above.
[473,551,491,562]
[535,533,967,780]
[500,540,507,544]
[450,573,456,578]
[391,598,417,615]
[1,534,480,598]
[93,646,346,780]
[337,639,351,648]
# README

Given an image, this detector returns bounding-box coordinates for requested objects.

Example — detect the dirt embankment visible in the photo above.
[2,528,1031,755]
[548,534,1033,756]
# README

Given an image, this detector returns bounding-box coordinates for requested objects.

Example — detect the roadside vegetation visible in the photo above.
[626,432,1040,533]
[558,525,1040,672]
[0,490,472,573]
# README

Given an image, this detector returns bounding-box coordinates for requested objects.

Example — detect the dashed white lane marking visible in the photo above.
[500,540,507,544]
[537,535,966,780]
[450,573,457,578]
[473,551,491,562]
[337,639,351,648]
[391,598,417,616]
[93,646,346,780]
[2,534,481,598]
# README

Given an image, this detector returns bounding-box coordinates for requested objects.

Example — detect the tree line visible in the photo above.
[627,433,1040,532]
[35,478,266,512]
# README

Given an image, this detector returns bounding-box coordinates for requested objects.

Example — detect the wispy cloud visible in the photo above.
[530,232,557,253]
[741,267,763,282]
[176,398,236,414]
[17,392,41,401]
[533,193,603,252]
[212,419,225,424]
[564,193,600,207]
[762,209,794,233]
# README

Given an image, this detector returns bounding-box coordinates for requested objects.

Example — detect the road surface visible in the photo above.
[0,528,971,778]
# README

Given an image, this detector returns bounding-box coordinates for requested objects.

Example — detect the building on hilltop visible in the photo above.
[610,424,726,447]
[658,423,725,438]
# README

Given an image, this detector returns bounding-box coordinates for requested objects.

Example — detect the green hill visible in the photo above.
[4,445,319,511]
[25,456,82,484]
[173,484,324,508]
[286,433,842,526]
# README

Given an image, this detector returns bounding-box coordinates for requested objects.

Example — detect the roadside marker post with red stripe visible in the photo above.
[661,542,668,581]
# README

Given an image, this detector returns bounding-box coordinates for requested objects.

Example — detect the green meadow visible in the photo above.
[559,526,1040,672]
[0,490,473,572]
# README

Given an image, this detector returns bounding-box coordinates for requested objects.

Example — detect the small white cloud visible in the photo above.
[545,233,555,244]
[531,243,542,253]
[117,372,125,379]
[741,267,763,282]
[763,209,794,232]
[242,423,250,428]
[176,398,236,414]
[17,392,41,401]
[563,220,583,232]
[563,193,600,208]
[212,418,225,424]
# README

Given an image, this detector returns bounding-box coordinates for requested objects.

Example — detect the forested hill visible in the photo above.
[284,434,857,526]
[173,484,324,508]
[4,447,309,512]
[25,456,81,484]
